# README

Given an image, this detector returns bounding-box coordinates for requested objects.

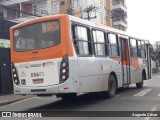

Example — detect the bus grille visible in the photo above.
[31,89,46,92]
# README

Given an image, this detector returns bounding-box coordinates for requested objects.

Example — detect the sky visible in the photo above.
[126,0,160,44]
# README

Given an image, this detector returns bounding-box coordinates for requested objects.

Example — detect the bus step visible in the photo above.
[123,84,129,88]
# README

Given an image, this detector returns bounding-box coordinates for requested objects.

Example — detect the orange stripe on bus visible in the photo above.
[111,57,139,69]
[111,57,121,61]
[130,58,139,68]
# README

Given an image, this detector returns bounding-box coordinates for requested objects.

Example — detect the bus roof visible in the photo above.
[69,15,126,34]
[11,14,149,43]
[69,15,149,43]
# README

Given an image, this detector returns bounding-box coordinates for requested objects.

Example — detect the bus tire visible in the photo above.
[136,74,144,88]
[106,75,117,98]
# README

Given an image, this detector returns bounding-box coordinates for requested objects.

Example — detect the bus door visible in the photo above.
[120,38,130,85]
[146,44,152,79]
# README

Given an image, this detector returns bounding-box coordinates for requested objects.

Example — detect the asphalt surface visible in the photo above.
[0,74,160,120]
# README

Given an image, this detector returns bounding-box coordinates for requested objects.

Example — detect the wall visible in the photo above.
[0,18,17,39]
[0,18,17,94]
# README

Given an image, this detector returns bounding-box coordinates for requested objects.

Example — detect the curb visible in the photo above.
[152,73,160,75]
[0,97,33,107]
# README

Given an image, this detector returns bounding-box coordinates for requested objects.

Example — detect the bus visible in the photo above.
[10,14,152,99]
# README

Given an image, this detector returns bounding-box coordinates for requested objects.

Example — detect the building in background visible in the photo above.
[0,0,127,30]
[1,0,38,22]
[111,0,127,31]
[0,0,113,26]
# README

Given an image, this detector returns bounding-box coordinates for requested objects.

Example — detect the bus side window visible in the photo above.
[141,41,146,58]
[72,25,92,56]
[130,38,138,57]
[138,40,142,57]
[92,30,107,56]
[137,40,146,58]
[108,33,119,57]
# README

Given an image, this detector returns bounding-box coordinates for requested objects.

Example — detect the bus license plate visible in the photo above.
[33,79,43,84]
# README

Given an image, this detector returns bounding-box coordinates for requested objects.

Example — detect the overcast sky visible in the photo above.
[126,0,160,44]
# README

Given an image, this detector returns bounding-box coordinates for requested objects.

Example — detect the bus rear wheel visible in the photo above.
[136,74,144,88]
[106,75,117,98]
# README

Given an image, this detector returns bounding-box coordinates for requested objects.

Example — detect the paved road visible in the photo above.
[0,74,160,120]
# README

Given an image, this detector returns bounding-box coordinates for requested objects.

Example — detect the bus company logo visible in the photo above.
[19,63,30,69]
[42,63,46,67]
[19,63,41,69]
[42,61,55,67]
[30,64,41,68]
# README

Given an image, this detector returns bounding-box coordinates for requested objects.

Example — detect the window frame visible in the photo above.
[129,38,138,58]
[73,0,81,7]
[139,40,146,58]
[13,20,61,52]
[92,28,108,57]
[71,23,93,57]
[137,40,141,57]
[107,32,120,57]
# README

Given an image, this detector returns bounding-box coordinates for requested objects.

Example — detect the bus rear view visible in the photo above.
[10,15,75,97]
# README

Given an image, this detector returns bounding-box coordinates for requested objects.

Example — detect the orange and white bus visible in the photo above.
[10,14,152,99]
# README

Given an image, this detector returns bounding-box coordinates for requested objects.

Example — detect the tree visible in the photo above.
[151,42,160,72]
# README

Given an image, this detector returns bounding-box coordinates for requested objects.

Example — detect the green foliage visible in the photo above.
[151,45,160,65]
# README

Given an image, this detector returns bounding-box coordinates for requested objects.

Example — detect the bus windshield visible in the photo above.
[13,20,60,52]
